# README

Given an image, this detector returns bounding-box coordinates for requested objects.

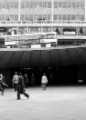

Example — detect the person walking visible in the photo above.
[31,73,35,86]
[24,73,29,88]
[41,73,48,90]
[0,73,8,95]
[17,73,29,100]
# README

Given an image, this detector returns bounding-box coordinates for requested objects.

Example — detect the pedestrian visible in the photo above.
[41,73,48,90]
[31,73,35,86]
[0,73,8,95]
[17,73,29,100]
[12,72,19,91]
[24,73,29,88]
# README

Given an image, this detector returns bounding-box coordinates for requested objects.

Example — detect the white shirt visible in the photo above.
[12,74,19,84]
[0,74,3,81]
[41,75,48,84]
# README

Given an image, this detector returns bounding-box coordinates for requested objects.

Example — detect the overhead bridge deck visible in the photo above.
[0,45,86,86]
[0,45,86,69]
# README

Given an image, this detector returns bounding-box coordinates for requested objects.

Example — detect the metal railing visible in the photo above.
[0,33,85,48]
[0,20,86,27]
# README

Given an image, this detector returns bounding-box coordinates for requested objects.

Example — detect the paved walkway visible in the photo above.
[0,87,86,120]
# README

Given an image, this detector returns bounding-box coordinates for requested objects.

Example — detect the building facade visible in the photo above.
[0,0,85,48]
[0,0,86,85]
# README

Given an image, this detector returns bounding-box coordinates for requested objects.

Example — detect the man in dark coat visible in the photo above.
[17,73,29,100]
[24,73,29,88]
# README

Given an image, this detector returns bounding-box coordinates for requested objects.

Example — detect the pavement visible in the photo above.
[0,86,86,120]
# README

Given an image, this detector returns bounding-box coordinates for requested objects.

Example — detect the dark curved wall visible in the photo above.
[0,46,86,87]
[2,64,86,87]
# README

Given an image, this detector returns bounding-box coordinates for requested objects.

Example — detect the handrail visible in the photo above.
[0,21,86,27]
[3,34,86,42]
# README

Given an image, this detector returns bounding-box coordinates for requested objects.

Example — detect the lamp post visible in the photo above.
[51,0,54,24]
[85,0,86,22]
[51,0,54,32]
[18,0,21,22]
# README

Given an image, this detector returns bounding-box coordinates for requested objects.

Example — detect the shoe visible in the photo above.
[17,98,21,100]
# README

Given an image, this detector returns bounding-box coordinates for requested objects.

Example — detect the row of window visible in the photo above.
[21,15,51,23]
[0,1,84,9]
[0,15,18,20]
[0,2,18,9]
[54,2,84,9]
[0,14,84,22]
[21,14,84,22]
[54,15,84,21]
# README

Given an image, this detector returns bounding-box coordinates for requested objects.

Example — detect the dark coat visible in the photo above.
[17,75,25,93]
